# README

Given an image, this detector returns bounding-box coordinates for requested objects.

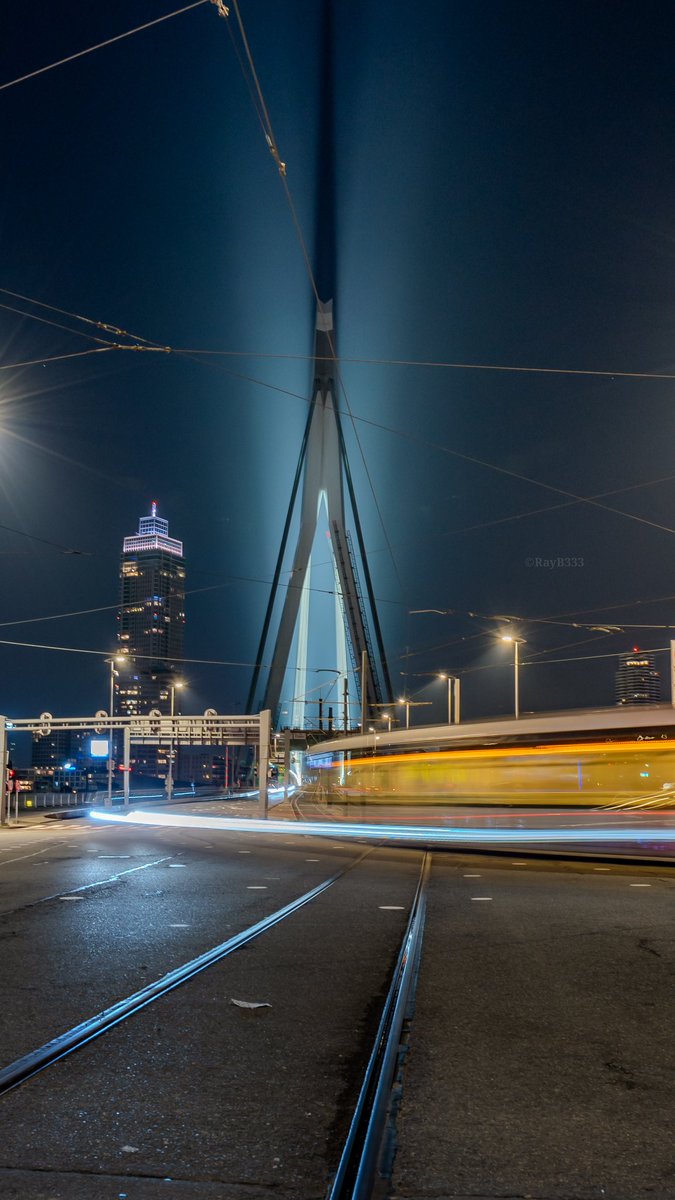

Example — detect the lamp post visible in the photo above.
[500,636,526,719]
[105,656,124,805]
[397,697,433,729]
[438,673,461,724]
[166,680,184,802]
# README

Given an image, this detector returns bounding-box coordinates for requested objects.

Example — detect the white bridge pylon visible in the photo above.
[248,299,392,729]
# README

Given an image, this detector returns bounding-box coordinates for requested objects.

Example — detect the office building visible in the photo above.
[615,649,661,705]
[117,502,185,717]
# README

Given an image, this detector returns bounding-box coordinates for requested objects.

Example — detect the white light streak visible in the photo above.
[91,809,675,848]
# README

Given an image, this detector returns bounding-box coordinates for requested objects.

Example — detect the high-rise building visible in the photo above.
[117,502,186,717]
[615,649,661,705]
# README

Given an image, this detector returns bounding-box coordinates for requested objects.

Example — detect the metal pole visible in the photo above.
[283,728,291,805]
[123,724,130,808]
[405,701,410,730]
[343,675,349,731]
[106,661,114,807]
[447,677,452,723]
[514,641,520,720]
[360,650,367,734]
[0,717,7,826]
[167,686,175,803]
[453,676,461,724]
[258,709,271,819]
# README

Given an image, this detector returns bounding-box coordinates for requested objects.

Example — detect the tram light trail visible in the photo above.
[92,809,675,848]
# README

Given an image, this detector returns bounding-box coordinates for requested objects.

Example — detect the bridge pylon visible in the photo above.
[247,298,393,731]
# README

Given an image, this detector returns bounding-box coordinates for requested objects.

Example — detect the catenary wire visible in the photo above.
[0,1,211,93]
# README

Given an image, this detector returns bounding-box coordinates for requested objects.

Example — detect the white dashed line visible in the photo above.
[168,863,187,868]
[629,883,651,887]
[471,897,493,901]
[379,905,405,910]
[463,874,481,878]
[238,851,251,855]
[247,886,267,890]
[594,867,611,872]
[306,858,320,862]
[59,895,84,901]
[169,923,190,928]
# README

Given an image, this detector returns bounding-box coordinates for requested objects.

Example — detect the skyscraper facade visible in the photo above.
[615,649,661,705]
[117,503,186,717]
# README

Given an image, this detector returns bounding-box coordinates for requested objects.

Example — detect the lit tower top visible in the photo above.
[123,502,183,557]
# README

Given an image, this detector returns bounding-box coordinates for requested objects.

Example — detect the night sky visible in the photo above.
[2,1,675,730]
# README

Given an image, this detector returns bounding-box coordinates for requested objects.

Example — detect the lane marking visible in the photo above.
[379,905,405,910]
[463,873,481,877]
[0,845,63,868]
[630,883,651,887]
[98,855,131,859]
[306,858,320,862]
[169,923,190,928]
[247,885,267,890]
[168,863,186,868]
[0,856,173,915]
[594,867,611,872]
[238,851,251,855]
[471,896,493,901]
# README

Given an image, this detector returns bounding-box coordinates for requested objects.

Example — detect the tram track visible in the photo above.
[0,846,376,1097]
[0,841,431,1200]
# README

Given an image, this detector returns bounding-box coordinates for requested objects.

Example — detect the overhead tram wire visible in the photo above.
[7,286,675,543]
[0,1,212,93]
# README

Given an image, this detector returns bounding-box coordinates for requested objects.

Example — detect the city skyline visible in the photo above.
[1,4,675,723]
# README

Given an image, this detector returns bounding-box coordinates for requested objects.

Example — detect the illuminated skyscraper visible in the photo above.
[118,502,186,717]
[615,649,661,705]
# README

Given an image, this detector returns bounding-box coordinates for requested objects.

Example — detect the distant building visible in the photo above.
[615,649,661,705]
[117,502,186,717]
[30,729,108,792]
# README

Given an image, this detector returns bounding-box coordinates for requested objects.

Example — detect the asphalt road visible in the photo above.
[0,804,673,1199]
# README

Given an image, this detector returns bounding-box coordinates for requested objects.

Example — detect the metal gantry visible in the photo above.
[0,710,271,825]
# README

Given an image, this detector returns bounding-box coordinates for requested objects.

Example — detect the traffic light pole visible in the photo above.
[0,717,7,827]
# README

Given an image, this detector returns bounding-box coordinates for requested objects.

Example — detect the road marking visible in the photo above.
[0,845,62,868]
[168,863,186,868]
[471,897,493,901]
[238,850,251,855]
[463,873,481,877]
[511,861,528,865]
[630,883,651,887]
[594,867,611,871]
[59,895,84,901]
[98,855,131,859]
[169,923,190,928]
[379,905,405,910]
[306,858,320,862]
[247,885,267,890]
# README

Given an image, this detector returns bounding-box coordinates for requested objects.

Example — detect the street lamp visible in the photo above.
[166,680,184,803]
[500,636,526,719]
[105,655,125,805]
[381,712,393,733]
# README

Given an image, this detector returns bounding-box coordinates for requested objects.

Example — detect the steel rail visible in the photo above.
[328,850,431,1199]
[0,850,371,1096]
